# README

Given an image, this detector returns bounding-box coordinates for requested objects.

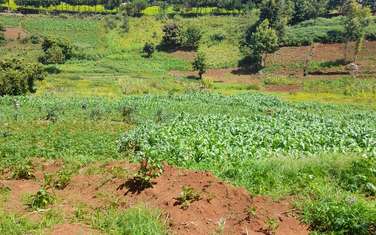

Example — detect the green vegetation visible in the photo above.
[0,58,45,96]
[92,205,168,235]
[175,186,201,209]
[1,4,376,234]
[26,188,55,210]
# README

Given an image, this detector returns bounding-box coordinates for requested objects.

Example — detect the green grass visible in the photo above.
[0,92,375,234]
[284,16,376,46]
[91,204,168,235]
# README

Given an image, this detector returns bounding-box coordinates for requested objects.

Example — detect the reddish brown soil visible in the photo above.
[265,85,301,93]
[171,68,261,85]
[47,224,99,235]
[169,42,376,93]
[170,50,197,62]
[4,27,27,40]
[0,160,309,235]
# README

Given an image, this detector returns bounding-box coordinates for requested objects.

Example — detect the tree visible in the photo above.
[182,26,202,50]
[161,22,183,49]
[123,0,148,17]
[39,37,74,64]
[120,10,130,33]
[0,58,45,96]
[258,0,293,38]
[292,0,329,24]
[241,19,279,69]
[343,0,371,62]
[192,53,206,79]
[143,42,155,58]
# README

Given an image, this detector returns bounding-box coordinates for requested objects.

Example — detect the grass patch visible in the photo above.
[92,204,168,235]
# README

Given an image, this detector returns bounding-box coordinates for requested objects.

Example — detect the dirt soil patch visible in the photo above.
[0,160,309,235]
[169,50,197,62]
[169,42,376,93]
[4,27,27,40]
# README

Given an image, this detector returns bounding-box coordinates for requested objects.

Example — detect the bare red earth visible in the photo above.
[0,160,309,235]
[3,27,27,40]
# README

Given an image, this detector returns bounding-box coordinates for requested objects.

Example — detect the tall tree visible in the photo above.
[343,0,371,62]
[258,0,293,38]
[241,19,279,69]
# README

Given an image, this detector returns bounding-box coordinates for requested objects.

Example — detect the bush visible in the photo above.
[302,196,375,234]
[0,58,45,96]
[39,45,65,64]
[39,37,73,65]
[142,42,155,58]
[210,32,226,42]
[44,65,61,74]
[182,26,202,50]
[161,22,183,49]
[30,35,40,44]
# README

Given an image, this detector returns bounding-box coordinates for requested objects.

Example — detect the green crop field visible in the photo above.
[1,1,376,234]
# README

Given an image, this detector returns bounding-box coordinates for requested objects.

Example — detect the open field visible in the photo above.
[1,7,376,235]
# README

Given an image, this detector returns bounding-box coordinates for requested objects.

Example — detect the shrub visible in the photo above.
[142,42,155,58]
[39,45,65,64]
[0,58,45,96]
[161,22,183,49]
[302,196,375,234]
[44,65,61,74]
[39,37,73,65]
[182,26,202,50]
[30,34,40,44]
[192,53,207,79]
[27,188,55,210]
[210,32,226,42]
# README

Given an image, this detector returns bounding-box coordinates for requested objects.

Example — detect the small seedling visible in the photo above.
[175,186,201,209]
[264,217,279,235]
[27,188,55,210]
[214,218,226,235]
[44,169,73,190]
[247,206,257,218]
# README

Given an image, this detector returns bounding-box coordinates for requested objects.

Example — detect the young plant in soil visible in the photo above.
[27,188,55,210]
[175,186,201,209]
[263,217,279,235]
[11,162,35,180]
[44,170,72,190]
[122,157,164,193]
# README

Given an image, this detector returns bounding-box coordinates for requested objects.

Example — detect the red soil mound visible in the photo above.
[4,27,27,40]
[0,160,309,235]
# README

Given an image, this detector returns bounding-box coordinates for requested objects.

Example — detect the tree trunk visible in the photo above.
[344,41,349,63]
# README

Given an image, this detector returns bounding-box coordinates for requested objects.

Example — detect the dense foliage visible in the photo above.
[241,19,279,68]
[39,37,74,64]
[0,23,4,44]
[0,58,45,96]
[119,93,376,166]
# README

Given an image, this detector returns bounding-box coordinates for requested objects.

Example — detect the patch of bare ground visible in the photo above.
[46,224,100,235]
[169,50,196,62]
[170,42,376,93]
[4,27,27,40]
[0,160,309,235]
[171,68,261,85]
